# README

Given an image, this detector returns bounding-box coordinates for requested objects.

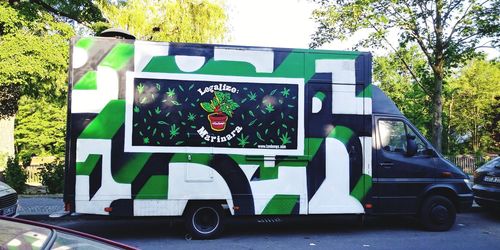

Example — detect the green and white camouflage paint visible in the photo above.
[65,37,373,217]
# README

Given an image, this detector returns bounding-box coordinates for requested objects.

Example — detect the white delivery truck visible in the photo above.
[64,36,472,238]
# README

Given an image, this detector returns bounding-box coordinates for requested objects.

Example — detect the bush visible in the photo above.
[4,156,27,193]
[40,160,64,194]
[0,152,7,170]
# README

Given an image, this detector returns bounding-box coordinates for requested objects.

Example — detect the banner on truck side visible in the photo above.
[125,72,305,156]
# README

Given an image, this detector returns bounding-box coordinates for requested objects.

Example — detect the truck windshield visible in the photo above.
[378,119,427,155]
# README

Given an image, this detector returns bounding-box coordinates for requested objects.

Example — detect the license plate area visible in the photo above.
[0,204,17,216]
[484,176,500,183]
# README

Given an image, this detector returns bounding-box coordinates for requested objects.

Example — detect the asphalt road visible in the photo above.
[26,210,499,250]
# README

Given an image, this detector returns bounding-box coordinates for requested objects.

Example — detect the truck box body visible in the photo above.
[65,37,471,228]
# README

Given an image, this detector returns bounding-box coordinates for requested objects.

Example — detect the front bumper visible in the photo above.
[0,202,18,217]
[457,193,474,212]
[473,184,500,209]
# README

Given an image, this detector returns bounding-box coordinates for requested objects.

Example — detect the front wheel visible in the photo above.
[184,203,225,239]
[420,195,456,231]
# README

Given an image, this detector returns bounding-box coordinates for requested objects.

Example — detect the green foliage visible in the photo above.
[374,46,433,138]
[15,97,66,160]
[311,0,500,152]
[311,0,499,56]
[39,160,65,194]
[375,47,499,155]
[97,0,228,43]
[445,60,500,154]
[9,0,105,27]
[0,2,73,118]
[3,156,27,194]
[0,152,7,170]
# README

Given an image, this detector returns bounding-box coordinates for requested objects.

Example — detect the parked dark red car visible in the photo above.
[0,216,137,250]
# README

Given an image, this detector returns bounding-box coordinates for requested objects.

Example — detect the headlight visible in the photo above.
[464,179,473,189]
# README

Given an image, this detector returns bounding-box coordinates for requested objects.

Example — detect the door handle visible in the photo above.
[380,162,394,168]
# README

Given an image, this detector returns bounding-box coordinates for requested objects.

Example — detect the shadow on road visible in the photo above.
[35,214,426,241]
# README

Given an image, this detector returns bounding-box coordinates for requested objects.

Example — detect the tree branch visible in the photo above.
[442,0,463,25]
[29,0,90,26]
[416,1,434,48]
[444,0,488,48]
[367,21,433,96]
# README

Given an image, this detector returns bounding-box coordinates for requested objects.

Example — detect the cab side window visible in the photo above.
[405,124,428,155]
[378,120,406,153]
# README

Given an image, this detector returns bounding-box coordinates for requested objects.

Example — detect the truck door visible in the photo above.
[373,116,437,214]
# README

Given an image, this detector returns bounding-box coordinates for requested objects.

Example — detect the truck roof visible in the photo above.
[372,85,403,116]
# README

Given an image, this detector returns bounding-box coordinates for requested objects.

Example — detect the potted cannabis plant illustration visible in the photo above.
[200,91,239,131]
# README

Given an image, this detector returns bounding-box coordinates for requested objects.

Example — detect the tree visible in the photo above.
[14,97,67,161]
[0,2,74,162]
[311,0,500,152]
[374,46,433,138]
[97,0,228,43]
[3,156,27,193]
[0,3,72,118]
[445,59,500,154]
[8,0,104,26]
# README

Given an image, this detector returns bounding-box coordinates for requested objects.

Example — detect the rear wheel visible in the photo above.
[420,195,456,231]
[184,203,224,239]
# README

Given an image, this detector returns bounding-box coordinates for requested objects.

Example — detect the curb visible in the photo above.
[19,194,63,198]
[17,214,53,221]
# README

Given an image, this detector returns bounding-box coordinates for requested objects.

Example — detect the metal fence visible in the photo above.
[445,155,486,175]
[26,165,43,186]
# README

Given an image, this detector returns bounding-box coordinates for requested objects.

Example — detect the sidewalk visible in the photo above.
[16,194,480,217]
[17,195,64,217]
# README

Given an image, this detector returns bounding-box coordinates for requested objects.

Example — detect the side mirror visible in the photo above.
[424,148,437,157]
[406,135,417,157]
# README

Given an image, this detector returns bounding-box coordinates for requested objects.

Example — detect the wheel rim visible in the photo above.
[192,207,219,234]
[430,204,449,224]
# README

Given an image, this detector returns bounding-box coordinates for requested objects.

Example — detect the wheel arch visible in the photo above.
[182,199,231,217]
[418,185,459,214]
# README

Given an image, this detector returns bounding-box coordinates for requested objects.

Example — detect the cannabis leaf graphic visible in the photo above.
[280,87,290,97]
[237,134,249,147]
[279,132,291,145]
[167,88,176,97]
[187,112,196,121]
[265,103,275,113]
[169,124,179,139]
[247,91,257,101]
[200,91,239,117]
[137,83,144,94]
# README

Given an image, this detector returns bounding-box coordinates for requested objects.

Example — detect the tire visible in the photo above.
[420,195,456,231]
[184,203,225,239]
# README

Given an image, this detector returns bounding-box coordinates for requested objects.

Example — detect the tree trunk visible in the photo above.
[447,94,454,154]
[432,0,444,153]
[431,71,444,153]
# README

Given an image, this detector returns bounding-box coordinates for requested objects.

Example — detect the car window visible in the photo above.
[405,124,428,155]
[51,231,122,250]
[0,220,51,250]
[482,157,500,168]
[379,120,406,153]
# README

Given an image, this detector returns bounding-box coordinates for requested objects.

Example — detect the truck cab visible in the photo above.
[371,86,473,230]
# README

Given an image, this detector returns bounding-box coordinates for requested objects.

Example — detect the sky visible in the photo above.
[225,0,498,59]
[226,0,318,49]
